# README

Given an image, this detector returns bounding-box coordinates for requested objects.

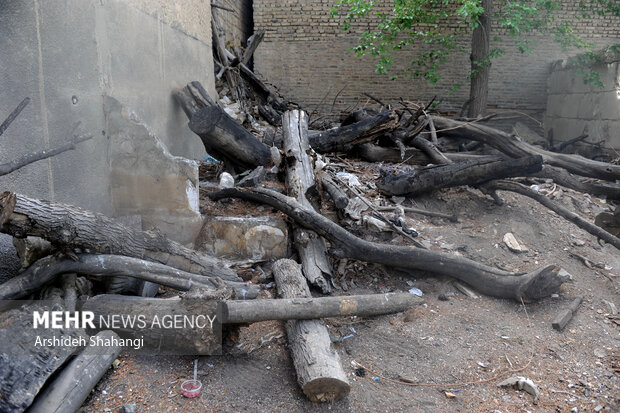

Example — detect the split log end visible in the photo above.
[302,377,351,403]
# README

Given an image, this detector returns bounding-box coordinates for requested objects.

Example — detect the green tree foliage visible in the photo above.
[331,0,619,88]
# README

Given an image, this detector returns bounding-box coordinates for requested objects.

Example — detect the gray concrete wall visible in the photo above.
[545,53,620,150]
[0,0,215,242]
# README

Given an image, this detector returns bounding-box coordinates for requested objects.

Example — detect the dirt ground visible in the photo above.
[81,167,619,412]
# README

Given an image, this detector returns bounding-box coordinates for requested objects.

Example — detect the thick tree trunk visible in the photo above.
[308,111,397,153]
[377,155,543,196]
[28,330,121,413]
[0,303,84,412]
[431,115,620,181]
[283,110,333,293]
[0,254,258,301]
[356,143,500,165]
[483,180,620,250]
[210,187,569,301]
[534,165,620,200]
[188,105,272,169]
[273,259,350,402]
[221,292,422,323]
[467,0,492,118]
[81,295,221,355]
[0,192,239,281]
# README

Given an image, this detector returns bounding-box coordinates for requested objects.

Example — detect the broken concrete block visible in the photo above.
[105,97,202,245]
[195,216,289,261]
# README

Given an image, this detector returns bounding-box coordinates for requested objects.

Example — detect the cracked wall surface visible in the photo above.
[0,0,215,242]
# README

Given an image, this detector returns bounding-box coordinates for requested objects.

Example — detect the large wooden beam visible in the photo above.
[221,292,423,323]
[188,105,272,169]
[0,191,239,281]
[357,143,501,165]
[377,155,543,196]
[273,259,350,402]
[283,110,332,293]
[309,111,397,153]
[81,295,221,355]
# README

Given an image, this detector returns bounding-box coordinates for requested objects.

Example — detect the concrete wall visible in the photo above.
[545,50,620,150]
[0,0,216,242]
[253,0,620,120]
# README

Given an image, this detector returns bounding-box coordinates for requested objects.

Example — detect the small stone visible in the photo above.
[119,404,137,413]
[593,348,607,358]
[572,239,586,246]
[218,172,235,189]
[603,300,618,315]
[503,233,528,253]
[438,294,449,301]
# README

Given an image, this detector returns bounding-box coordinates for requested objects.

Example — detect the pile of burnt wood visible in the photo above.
[1,13,619,412]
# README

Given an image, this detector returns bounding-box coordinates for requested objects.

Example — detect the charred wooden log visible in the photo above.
[28,330,122,413]
[432,115,620,181]
[356,143,500,165]
[273,259,350,402]
[283,110,332,293]
[239,63,289,113]
[81,295,221,355]
[377,155,543,197]
[309,111,397,153]
[241,29,265,66]
[534,165,620,200]
[0,191,239,280]
[0,302,84,412]
[188,105,272,169]
[174,82,273,169]
[209,187,569,301]
[0,254,258,301]
[221,292,422,323]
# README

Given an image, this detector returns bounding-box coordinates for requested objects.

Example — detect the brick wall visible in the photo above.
[253,0,620,124]
[216,0,253,47]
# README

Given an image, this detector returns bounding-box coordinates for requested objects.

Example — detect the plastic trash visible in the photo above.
[181,359,202,398]
[408,288,423,296]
